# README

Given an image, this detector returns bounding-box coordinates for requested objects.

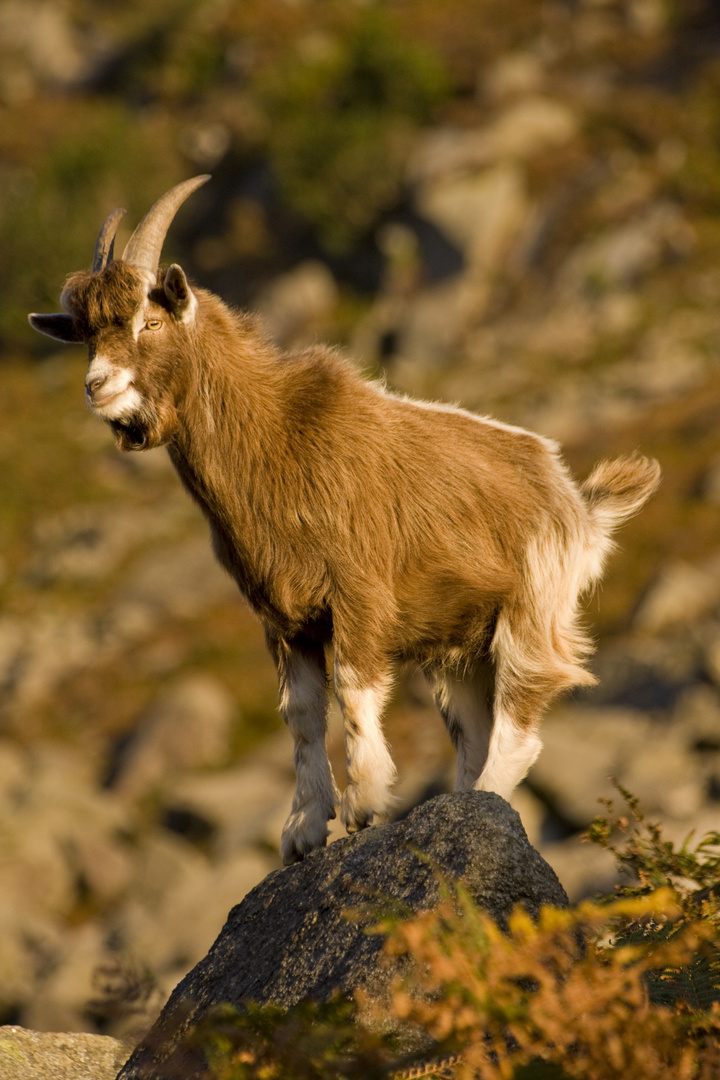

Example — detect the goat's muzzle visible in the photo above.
[84,373,125,412]
[85,372,107,400]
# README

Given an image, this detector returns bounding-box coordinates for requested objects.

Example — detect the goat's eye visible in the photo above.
[145,319,163,331]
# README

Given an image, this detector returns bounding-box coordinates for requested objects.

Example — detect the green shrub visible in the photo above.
[256,7,449,252]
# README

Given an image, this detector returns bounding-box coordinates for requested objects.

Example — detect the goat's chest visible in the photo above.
[168,447,330,633]
[210,518,330,637]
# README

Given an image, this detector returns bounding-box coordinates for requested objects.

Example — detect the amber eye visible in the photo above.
[145,319,163,331]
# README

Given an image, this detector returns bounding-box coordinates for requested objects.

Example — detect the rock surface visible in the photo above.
[0,1026,126,1080]
[117,792,567,1080]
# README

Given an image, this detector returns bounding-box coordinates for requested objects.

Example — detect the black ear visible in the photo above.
[163,264,195,321]
[28,313,84,344]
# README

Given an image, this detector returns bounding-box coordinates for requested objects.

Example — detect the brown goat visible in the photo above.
[29,176,661,864]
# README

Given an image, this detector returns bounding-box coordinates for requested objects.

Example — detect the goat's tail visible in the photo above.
[581,454,661,534]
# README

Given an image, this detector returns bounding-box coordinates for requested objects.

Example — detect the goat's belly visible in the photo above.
[394,578,502,664]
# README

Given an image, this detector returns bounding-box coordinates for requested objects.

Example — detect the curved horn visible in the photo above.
[121,174,211,272]
[92,207,126,273]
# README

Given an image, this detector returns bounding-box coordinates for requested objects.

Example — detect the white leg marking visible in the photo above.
[474,707,542,800]
[279,653,340,865]
[334,664,397,832]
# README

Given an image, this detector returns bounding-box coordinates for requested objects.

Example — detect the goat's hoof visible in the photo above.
[340,782,379,834]
[344,814,373,834]
[281,831,327,866]
[280,805,332,864]
[341,799,374,833]
[281,844,306,866]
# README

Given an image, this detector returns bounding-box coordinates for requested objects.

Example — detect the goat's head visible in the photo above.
[29,175,210,451]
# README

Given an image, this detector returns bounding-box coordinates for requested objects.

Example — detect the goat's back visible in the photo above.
[258,355,584,647]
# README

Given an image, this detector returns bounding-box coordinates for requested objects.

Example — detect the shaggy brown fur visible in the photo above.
[31,210,661,865]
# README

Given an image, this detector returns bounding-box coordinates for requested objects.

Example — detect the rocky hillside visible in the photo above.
[1,0,719,1042]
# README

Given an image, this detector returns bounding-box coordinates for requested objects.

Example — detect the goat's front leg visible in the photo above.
[268,633,340,865]
[333,658,397,833]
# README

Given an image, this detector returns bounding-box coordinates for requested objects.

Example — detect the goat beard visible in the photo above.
[110,401,176,452]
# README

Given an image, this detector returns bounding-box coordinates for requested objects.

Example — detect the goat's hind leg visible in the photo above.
[474,621,547,801]
[268,632,340,865]
[428,664,494,790]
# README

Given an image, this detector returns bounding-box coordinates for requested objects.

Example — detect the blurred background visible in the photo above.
[2,0,720,1040]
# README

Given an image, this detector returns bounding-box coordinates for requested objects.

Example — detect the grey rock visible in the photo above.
[559,201,693,294]
[0,612,97,721]
[0,900,57,1016]
[112,675,237,800]
[508,785,548,850]
[117,848,277,978]
[634,554,720,634]
[25,504,183,587]
[672,684,720,748]
[1,743,131,922]
[408,97,578,184]
[120,536,238,620]
[658,808,720,850]
[621,733,705,820]
[588,636,702,711]
[256,260,338,345]
[0,600,158,724]
[161,757,296,855]
[122,831,209,915]
[416,163,527,267]
[379,278,467,376]
[529,706,654,828]
[528,689,718,854]
[0,1026,127,1080]
[22,924,114,1036]
[117,792,567,1080]
[539,837,619,903]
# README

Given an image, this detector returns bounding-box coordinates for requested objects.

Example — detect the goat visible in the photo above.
[29,175,661,864]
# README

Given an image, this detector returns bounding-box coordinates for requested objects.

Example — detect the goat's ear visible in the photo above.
[163,264,196,323]
[28,313,84,344]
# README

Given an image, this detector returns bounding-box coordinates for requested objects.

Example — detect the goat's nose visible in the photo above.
[85,373,107,397]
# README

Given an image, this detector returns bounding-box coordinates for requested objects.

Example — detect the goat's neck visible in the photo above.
[168,332,284,538]
[167,334,306,626]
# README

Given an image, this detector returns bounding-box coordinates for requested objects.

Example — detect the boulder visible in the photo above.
[116,847,278,978]
[559,202,693,294]
[117,791,568,1080]
[1,743,132,923]
[120,536,238,621]
[408,97,578,183]
[528,706,653,828]
[529,702,709,829]
[112,675,237,800]
[634,554,720,635]
[416,163,526,269]
[256,260,338,345]
[0,1026,126,1080]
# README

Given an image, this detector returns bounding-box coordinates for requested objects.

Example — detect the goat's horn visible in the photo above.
[121,175,211,272]
[92,207,126,273]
